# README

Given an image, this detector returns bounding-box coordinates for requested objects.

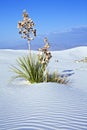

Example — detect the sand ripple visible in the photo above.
[0,84,87,130]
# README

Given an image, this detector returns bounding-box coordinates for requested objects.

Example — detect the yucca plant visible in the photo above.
[11,54,46,83]
[11,10,68,85]
[11,38,52,84]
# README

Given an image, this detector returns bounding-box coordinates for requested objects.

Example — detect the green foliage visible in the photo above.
[11,54,46,83]
[11,54,68,84]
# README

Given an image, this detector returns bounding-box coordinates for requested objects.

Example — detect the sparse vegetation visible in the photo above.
[11,55,44,83]
[45,71,68,84]
[11,10,68,84]
[75,57,87,63]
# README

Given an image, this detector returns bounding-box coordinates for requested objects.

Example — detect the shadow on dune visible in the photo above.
[61,69,75,77]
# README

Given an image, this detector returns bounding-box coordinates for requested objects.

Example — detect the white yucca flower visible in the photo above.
[17,10,36,52]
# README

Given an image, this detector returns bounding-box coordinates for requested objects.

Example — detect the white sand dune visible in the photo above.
[0,46,87,130]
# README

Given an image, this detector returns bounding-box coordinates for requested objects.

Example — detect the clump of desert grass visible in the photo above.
[45,71,68,84]
[11,10,68,84]
[75,57,87,63]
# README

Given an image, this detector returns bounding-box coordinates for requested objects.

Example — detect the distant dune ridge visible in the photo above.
[0,46,87,130]
[0,26,87,50]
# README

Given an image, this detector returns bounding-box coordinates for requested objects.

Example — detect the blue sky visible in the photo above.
[0,0,87,49]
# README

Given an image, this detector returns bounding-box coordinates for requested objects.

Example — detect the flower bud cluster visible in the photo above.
[17,10,36,41]
[38,38,52,66]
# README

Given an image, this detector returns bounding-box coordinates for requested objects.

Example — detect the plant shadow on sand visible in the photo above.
[61,69,75,78]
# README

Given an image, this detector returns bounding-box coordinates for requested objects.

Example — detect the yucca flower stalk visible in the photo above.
[17,10,36,55]
[38,37,52,68]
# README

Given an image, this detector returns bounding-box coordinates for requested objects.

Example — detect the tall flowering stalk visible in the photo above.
[17,10,36,54]
[38,37,52,69]
[38,37,52,82]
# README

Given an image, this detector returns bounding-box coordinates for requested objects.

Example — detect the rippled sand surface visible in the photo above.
[0,48,87,130]
[0,84,87,130]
